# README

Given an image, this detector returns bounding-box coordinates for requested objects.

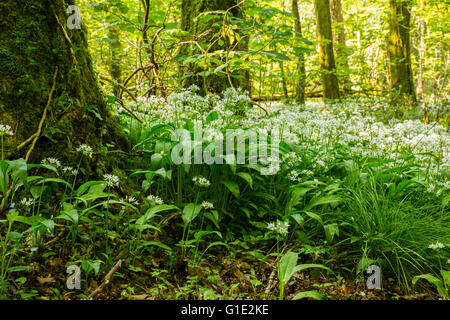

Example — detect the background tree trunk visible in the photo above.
[0,0,127,174]
[314,0,340,101]
[181,0,246,95]
[108,27,122,98]
[417,0,426,99]
[330,0,352,94]
[292,0,306,105]
[388,0,416,101]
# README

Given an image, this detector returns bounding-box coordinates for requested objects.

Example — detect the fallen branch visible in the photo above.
[88,259,122,299]
[264,267,277,294]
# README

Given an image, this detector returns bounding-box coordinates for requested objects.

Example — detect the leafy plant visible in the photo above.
[277,251,332,300]
[412,270,450,299]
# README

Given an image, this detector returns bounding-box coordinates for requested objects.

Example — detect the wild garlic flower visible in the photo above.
[283,152,301,167]
[121,195,139,205]
[428,242,445,250]
[288,170,302,183]
[20,198,34,207]
[41,157,61,168]
[103,174,120,187]
[201,201,214,210]
[192,176,211,187]
[0,124,13,136]
[76,144,93,158]
[146,195,164,205]
[62,166,78,175]
[267,220,290,236]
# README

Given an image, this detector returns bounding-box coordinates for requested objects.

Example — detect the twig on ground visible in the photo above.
[88,259,122,299]
[264,267,277,294]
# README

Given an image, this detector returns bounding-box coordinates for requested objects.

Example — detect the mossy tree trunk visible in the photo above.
[292,0,306,105]
[314,0,340,101]
[181,0,247,95]
[0,0,127,174]
[330,0,352,94]
[388,0,416,101]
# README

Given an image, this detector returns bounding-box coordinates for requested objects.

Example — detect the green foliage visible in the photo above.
[413,271,450,300]
[277,251,332,299]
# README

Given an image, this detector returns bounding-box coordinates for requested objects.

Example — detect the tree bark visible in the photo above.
[108,27,122,98]
[314,0,340,101]
[180,0,247,95]
[330,0,352,94]
[388,0,416,101]
[417,0,426,98]
[292,0,306,105]
[0,0,127,174]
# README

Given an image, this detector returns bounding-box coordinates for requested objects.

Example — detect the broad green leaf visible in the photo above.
[293,290,327,300]
[278,251,298,286]
[440,270,450,289]
[221,180,240,198]
[305,195,342,211]
[141,241,172,252]
[236,172,253,189]
[286,187,312,213]
[324,223,339,243]
[76,181,106,197]
[182,203,202,224]
[293,263,333,274]
[413,274,447,298]
[137,204,179,225]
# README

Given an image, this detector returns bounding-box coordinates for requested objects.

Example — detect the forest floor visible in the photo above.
[10,242,439,300]
[1,93,449,300]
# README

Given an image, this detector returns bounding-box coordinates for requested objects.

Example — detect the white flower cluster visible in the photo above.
[428,242,445,250]
[121,88,449,194]
[0,124,13,136]
[103,173,120,187]
[192,176,211,187]
[121,195,139,205]
[76,144,93,158]
[147,194,164,205]
[41,157,61,168]
[20,198,34,207]
[201,201,214,210]
[287,170,302,183]
[267,220,290,236]
[124,87,253,129]
[62,166,78,176]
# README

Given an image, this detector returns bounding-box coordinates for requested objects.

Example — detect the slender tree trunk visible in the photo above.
[0,0,127,172]
[330,0,352,94]
[292,0,306,105]
[280,61,289,100]
[108,28,122,98]
[388,0,416,101]
[417,0,426,98]
[314,0,340,101]
[181,0,246,95]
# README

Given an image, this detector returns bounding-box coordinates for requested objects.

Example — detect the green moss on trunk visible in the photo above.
[388,0,416,102]
[0,0,128,175]
[314,0,340,101]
